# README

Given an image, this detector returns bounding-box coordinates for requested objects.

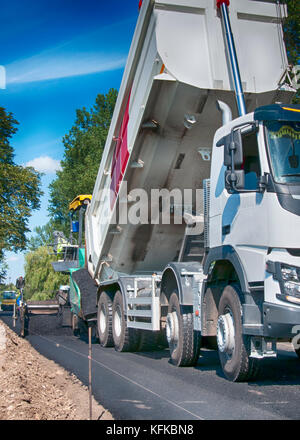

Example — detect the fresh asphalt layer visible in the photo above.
[1,311,300,420]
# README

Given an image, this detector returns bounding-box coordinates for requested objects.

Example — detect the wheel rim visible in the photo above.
[99,304,106,334]
[217,311,235,357]
[166,311,179,353]
[72,314,77,331]
[114,304,122,338]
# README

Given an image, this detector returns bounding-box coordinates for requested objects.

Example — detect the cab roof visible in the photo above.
[254,104,300,122]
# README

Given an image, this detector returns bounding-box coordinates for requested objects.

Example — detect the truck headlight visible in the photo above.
[280,264,300,304]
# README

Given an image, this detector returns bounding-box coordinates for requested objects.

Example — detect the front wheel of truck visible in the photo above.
[217,284,260,382]
[166,292,201,367]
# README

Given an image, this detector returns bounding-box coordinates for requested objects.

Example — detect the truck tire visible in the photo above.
[166,292,201,367]
[19,307,27,338]
[97,291,114,347]
[112,291,140,352]
[217,284,260,382]
[71,312,80,336]
[293,335,300,359]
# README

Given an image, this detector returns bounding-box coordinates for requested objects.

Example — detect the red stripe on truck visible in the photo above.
[110,92,131,208]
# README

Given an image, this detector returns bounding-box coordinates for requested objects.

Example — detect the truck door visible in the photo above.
[222,128,268,281]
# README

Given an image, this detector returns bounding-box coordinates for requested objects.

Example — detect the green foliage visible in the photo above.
[48,88,118,233]
[29,291,55,301]
[24,246,68,300]
[283,1,300,103]
[283,0,300,66]
[0,107,43,259]
[27,221,57,251]
[0,259,8,285]
[0,282,15,294]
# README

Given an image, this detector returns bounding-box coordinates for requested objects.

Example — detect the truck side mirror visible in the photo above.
[223,129,244,191]
[216,122,259,192]
[223,130,243,167]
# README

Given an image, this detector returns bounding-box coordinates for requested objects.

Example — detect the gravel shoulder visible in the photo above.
[0,321,113,420]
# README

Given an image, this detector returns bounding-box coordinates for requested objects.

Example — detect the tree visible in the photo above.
[48,89,118,233]
[24,246,68,300]
[27,222,57,252]
[0,283,17,295]
[0,107,43,260]
[283,0,300,67]
[283,1,300,102]
[0,259,8,286]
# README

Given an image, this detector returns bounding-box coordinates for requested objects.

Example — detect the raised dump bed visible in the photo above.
[85,0,292,283]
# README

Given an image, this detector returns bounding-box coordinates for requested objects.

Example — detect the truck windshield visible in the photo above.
[265,121,300,184]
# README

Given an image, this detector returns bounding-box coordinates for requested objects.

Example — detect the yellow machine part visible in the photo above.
[2,299,16,306]
[69,194,92,212]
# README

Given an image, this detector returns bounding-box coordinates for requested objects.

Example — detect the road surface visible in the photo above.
[1,311,300,420]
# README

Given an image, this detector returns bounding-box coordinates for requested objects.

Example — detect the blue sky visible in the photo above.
[2,0,141,283]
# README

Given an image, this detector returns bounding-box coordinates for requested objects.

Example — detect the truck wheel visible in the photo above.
[71,312,80,336]
[97,291,114,347]
[19,307,27,338]
[217,284,260,382]
[112,291,140,352]
[166,292,201,367]
[293,335,300,359]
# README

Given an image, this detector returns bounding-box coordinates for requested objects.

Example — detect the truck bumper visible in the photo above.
[263,302,300,338]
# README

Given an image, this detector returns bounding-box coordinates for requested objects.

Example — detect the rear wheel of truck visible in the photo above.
[293,337,300,359]
[97,291,114,347]
[112,291,140,352]
[19,307,27,338]
[217,284,260,382]
[71,312,80,336]
[166,292,201,367]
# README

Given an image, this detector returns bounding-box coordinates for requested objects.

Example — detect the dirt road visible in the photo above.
[0,320,113,420]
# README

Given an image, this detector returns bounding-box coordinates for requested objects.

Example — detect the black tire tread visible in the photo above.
[97,291,114,347]
[112,291,140,352]
[168,292,201,367]
[218,284,261,382]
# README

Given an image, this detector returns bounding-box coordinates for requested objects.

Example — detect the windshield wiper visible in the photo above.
[281,173,300,177]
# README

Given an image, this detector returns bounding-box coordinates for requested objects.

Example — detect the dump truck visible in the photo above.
[66,0,300,381]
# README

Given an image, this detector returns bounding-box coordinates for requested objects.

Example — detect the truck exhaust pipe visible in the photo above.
[217,0,247,117]
[217,100,232,125]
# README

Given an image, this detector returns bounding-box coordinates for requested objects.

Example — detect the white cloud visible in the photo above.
[25,156,62,174]
[6,50,127,85]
